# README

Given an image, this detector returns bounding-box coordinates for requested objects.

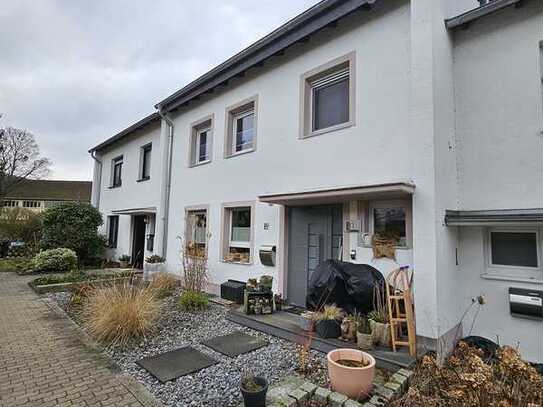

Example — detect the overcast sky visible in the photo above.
[0,0,318,181]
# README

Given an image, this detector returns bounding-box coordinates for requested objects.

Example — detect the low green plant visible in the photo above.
[32,248,78,273]
[0,258,32,273]
[178,290,209,311]
[33,270,135,286]
[119,254,131,262]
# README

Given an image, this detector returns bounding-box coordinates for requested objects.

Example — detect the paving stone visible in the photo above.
[287,388,310,403]
[300,381,318,396]
[373,385,394,401]
[314,387,332,403]
[344,399,363,407]
[384,380,402,398]
[0,273,157,407]
[390,372,409,392]
[397,368,414,382]
[368,395,387,407]
[329,392,349,407]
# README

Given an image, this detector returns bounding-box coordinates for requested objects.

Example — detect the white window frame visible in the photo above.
[189,114,213,167]
[300,51,356,139]
[111,155,123,188]
[367,199,412,249]
[310,67,350,133]
[486,228,541,272]
[224,96,258,158]
[185,206,209,249]
[221,202,255,264]
[231,109,255,155]
[139,143,152,181]
[196,127,211,165]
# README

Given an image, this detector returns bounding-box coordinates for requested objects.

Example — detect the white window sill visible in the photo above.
[190,159,211,168]
[225,148,255,159]
[221,259,253,266]
[481,273,543,285]
[359,245,412,251]
[302,120,354,139]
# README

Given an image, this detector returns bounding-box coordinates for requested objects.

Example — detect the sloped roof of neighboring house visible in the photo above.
[5,179,92,202]
[445,0,523,29]
[90,0,379,153]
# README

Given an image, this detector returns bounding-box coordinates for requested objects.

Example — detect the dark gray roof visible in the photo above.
[90,0,379,153]
[445,208,543,226]
[445,0,523,29]
[156,0,378,112]
[5,179,92,202]
[89,112,160,153]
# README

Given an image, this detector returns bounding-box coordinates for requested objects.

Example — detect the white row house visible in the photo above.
[90,0,543,362]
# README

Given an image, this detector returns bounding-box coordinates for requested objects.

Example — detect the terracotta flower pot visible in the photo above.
[327,348,376,400]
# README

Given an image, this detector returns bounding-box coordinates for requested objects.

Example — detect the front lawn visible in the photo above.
[0,258,31,273]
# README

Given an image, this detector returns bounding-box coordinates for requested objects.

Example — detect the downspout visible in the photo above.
[157,108,174,260]
[90,150,102,210]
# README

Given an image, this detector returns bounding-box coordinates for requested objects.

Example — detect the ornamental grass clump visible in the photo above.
[83,283,160,346]
[148,272,178,298]
[178,290,209,311]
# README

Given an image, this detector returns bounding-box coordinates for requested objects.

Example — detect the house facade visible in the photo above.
[90,0,543,362]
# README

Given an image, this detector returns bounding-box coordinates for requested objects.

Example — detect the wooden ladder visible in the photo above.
[386,266,417,357]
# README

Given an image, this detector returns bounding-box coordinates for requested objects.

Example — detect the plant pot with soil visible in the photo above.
[368,284,391,347]
[327,348,376,400]
[143,255,166,280]
[356,317,373,351]
[118,255,131,269]
[240,372,268,407]
[314,305,343,339]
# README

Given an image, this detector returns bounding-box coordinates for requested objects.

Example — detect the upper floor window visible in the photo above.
[140,144,152,181]
[301,52,355,138]
[107,215,119,248]
[190,116,213,167]
[111,156,123,188]
[225,96,258,157]
[22,200,41,208]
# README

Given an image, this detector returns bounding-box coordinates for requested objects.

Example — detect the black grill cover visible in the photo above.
[306,260,385,315]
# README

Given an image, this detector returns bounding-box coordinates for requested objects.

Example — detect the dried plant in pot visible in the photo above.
[314,305,343,339]
[368,284,391,347]
[356,317,373,351]
[240,371,268,407]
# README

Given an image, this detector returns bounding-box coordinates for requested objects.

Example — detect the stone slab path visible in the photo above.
[0,273,161,407]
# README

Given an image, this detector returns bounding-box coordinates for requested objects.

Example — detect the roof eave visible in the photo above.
[445,0,523,29]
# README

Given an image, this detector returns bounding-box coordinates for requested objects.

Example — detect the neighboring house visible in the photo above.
[2,179,92,212]
[90,0,543,362]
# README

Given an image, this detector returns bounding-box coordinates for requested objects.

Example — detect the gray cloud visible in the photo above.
[0,0,318,180]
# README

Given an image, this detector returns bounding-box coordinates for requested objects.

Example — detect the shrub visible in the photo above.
[41,202,106,265]
[32,248,78,273]
[83,283,160,346]
[178,290,209,311]
[148,272,177,298]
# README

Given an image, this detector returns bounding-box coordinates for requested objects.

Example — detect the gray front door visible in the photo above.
[287,205,343,307]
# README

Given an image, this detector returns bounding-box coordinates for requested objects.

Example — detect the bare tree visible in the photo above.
[0,127,51,200]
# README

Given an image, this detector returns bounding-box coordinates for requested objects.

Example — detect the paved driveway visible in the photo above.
[0,273,160,407]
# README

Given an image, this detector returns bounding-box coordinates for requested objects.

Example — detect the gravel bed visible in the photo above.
[49,291,328,407]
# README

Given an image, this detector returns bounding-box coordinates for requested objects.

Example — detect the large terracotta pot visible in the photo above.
[327,348,376,399]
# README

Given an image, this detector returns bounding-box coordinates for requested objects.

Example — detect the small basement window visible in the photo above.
[222,205,253,263]
[489,231,539,268]
[225,96,257,157]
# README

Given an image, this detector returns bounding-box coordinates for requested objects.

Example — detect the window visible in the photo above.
[107,215,119,248]
[190,116,213,166]
[222,204,253,263]
[489,231,539,268]
[367,200,412,248]
[301,52,355,138]
[140,144,152,180]
[22,200,41,208]
[186,209,208,256]
[111,156,123,187]
[2,200,19,208]
[225,96,257,157]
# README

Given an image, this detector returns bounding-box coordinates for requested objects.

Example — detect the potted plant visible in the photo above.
[368,285,391,347]
[258,275,273,292]
[314,305,343,339]
[299,310,315,331]
[118,254,131,269]
[327,348,376,399]
[240,371,268,407]
[356,317,373,350]
[143,255,166,280]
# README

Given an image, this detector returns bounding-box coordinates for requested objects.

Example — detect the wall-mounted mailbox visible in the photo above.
[259,245,276,267]
[509,287,543,320]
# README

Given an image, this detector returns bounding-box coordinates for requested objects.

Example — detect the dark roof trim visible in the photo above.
[445,208,543,226]
[89,112,160,153]
[445,0,522,29]
[156,0,377,113]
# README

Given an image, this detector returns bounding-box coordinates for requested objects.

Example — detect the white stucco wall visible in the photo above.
[453,2,543,362]
[94,121,163,261]
[164,0,416,293]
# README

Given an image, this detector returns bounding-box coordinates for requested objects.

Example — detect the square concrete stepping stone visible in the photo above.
[136,347,217,383]
[202,331,268,357]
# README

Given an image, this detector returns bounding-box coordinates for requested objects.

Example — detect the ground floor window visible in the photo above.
[488,230,539,269]
[107,215,119,248]
[367,200,411,248]
[22,200,41,208]
[222,204,253,263]
[185,209,208,257]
